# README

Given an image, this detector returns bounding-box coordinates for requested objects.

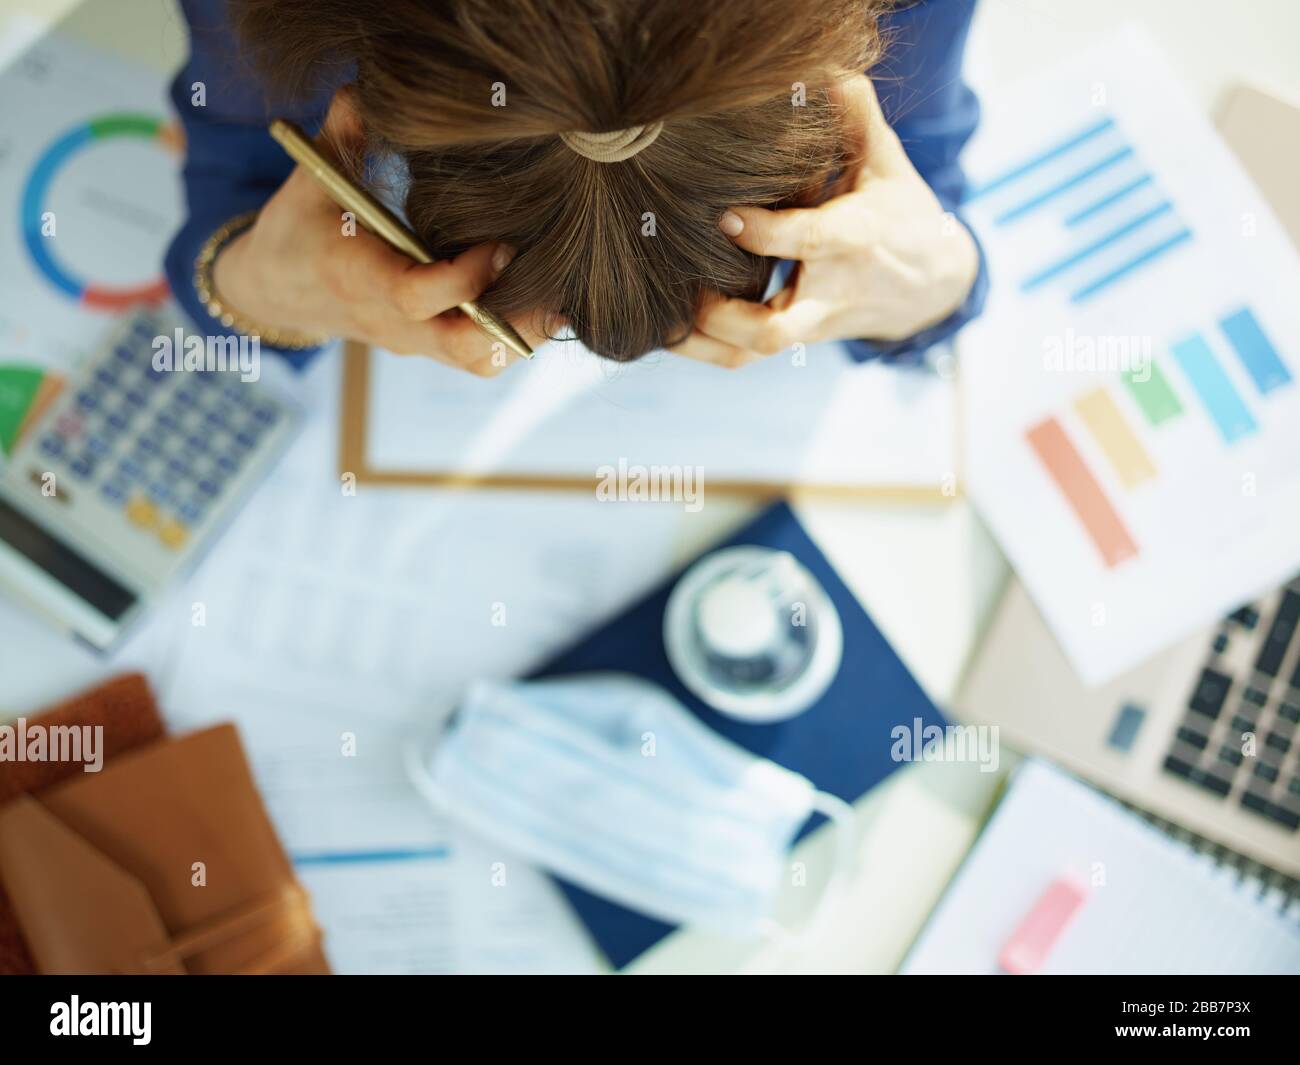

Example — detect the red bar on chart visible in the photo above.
[1026,417,1140,568]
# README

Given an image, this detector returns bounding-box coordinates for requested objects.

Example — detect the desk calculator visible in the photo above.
[0,307,299,650]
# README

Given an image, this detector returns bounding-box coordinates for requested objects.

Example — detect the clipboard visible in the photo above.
[338,340,964,502]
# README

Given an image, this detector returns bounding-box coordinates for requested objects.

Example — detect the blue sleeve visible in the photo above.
[164,0,331,369]
[843,0,988,365]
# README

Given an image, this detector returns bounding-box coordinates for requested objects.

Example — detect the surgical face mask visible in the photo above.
[405,673,855,941]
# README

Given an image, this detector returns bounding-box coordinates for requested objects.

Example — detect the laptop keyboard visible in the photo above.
[1163,582,1300,832]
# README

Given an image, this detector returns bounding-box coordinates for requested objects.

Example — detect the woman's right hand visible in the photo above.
[212,89,541,376]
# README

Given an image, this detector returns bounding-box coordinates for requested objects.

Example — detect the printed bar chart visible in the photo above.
[960,29,1300,683]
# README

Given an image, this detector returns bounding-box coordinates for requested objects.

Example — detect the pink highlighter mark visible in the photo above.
[998,875,1089,974]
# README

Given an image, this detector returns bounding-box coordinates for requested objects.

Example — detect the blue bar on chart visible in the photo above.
[1070,229,1193,303]
[1065,174,1155,226]
[1170,333,1258,443]
[964,117,1117,203]
[1219,307,1292,395]
[1022,202,1174,291]
[995,147,1135,225]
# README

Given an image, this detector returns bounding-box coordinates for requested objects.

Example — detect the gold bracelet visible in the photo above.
[193,210,332,350]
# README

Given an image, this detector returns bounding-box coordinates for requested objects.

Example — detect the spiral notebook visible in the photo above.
[902,759,1300,974]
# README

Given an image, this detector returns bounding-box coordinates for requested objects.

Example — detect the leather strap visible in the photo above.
[135,883,321,975]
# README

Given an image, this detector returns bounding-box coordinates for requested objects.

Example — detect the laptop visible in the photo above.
[954,83,1300,880]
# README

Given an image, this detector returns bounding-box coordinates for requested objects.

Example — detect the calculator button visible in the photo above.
[214,452,239,475]
[68,455,96,479]
[117,456,145,481]
[126,496,160,530]
[84,434,111,457]
[113,345,137,364]
[177,499,206,524]
[94,365,118,388]
[158,519,190,551]
[252,403,279,426]
[100,479,128,503]
[39,434,64,458]
[197,478,220,498]
[135,434,162,456]
[74,390,101,412]
[55,412,82,437]
[106,409,130,432]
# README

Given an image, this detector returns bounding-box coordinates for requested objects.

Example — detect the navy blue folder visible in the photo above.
[529,501,946,969]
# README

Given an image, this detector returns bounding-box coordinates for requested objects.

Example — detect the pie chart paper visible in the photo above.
[0,33,182,373]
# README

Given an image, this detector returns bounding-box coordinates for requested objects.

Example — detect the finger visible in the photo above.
[833,75,910,179]
[315,85,367,169]
[386,242,514,321]
[382,311,536,377]
[695,294,827,356]
[667,328,763,370]
[720,203,849,261]
[429,314,526,377]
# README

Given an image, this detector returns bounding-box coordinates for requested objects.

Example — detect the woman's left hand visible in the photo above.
[672,76,979,369]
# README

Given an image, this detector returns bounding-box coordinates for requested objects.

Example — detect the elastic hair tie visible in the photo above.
[559,122,664,163]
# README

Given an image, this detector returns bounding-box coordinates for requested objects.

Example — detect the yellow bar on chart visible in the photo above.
[1073,387,1157,489]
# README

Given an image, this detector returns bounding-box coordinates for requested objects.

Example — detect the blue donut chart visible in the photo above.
[21,112,174,310]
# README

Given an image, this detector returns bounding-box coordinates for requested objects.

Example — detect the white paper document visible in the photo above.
[366,339,956,491]
[960,28,1300,684]
[157,354,677,971]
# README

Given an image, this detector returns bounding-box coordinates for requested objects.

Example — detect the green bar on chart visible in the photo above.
[1122,359,1183,427]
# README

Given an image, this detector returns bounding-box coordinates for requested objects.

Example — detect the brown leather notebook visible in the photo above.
[0,673,165,974]
[0,721,328,974]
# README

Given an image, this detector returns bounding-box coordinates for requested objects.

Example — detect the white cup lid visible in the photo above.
[696,576,779,658]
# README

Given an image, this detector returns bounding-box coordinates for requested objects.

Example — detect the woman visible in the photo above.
[166,0,985,374]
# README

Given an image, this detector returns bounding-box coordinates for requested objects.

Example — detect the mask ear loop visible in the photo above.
[404,730,450,811]
[757,790,858,946]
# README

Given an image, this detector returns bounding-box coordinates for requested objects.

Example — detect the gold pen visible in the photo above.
[268,119,533,360]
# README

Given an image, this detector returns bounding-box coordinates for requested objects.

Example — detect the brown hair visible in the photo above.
[232,0,884,361]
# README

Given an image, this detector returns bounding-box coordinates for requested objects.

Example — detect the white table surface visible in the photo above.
[2,0,1297,974]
